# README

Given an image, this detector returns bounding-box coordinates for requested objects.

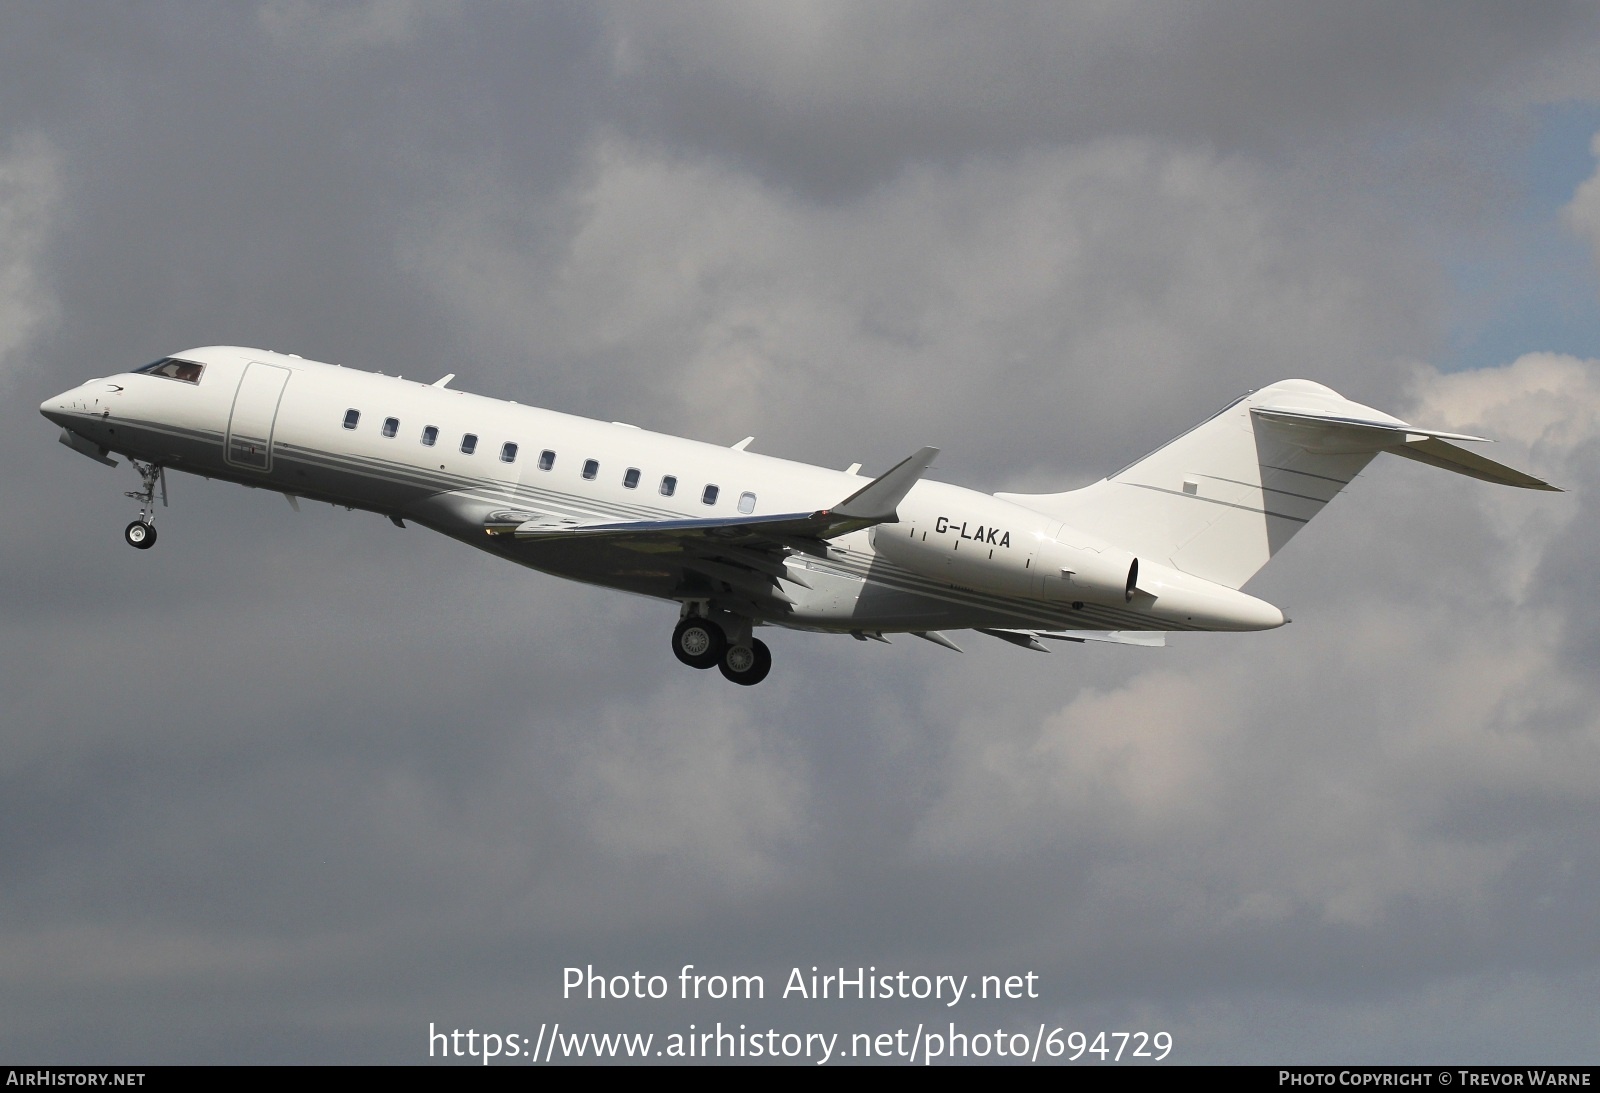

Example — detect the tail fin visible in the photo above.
[997,379,1558,590]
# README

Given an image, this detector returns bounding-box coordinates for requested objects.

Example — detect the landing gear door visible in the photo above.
[225,361,291,472]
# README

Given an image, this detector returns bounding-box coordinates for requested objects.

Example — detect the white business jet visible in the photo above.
[41,347,1557,685]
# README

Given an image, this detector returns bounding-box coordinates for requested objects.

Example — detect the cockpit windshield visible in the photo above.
[136,357,205,384]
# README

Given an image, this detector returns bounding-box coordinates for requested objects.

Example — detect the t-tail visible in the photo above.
[997,379,1559,591]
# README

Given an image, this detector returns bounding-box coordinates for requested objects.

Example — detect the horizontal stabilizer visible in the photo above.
[1252,405,1558,490]
[1386,435,1561,491]
[1251,406,1489,444]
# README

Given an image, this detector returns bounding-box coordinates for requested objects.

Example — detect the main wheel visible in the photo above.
[718,638,772,686]
[672,617,725,669]
[124,521,156,549]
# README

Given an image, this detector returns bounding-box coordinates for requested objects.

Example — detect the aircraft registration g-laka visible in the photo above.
[42,347,1557,685]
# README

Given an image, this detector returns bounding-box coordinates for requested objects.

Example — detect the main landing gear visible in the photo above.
[122,459,166,550]
[671,616,772,686]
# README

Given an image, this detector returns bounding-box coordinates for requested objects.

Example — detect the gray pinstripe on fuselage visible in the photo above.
[52,347,1153,636]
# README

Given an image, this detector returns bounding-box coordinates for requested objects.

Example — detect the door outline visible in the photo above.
[225,362,292,472]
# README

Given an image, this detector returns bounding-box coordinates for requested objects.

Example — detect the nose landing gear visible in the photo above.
[123,459,166,550]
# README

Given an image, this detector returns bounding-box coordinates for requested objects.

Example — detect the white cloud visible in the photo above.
[1404,352,1599,597]
[1562,133,1600,283]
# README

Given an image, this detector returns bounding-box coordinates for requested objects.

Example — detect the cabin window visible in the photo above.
[582,459,599,481]
[539,449,555,471]
[660,475,677,497]
[382,417,399,438]
[461,433,478,455]
[136,358,205,384]
[738,491,756,514]
[501,442,518,463]
[421,426,438,446]
[702,484,719,506]
[343,409,360,430]
[623,468,640,489]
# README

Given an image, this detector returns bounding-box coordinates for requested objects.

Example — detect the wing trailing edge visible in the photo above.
[979,627,1167,651]
[485,446,941,546]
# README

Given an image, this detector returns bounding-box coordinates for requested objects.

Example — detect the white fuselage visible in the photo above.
[41,346,1287,638]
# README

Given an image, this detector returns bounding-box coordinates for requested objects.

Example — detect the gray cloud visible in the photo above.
[405,135,1442,487]
[606,1,1600,195]
[3,1,1598,1065]
[0,136,61,371]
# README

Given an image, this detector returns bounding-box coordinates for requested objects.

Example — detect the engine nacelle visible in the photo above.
[1035,533,1140,604]
[868,482,1139,605]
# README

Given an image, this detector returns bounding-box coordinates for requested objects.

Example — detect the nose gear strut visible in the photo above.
[123,459,167,549]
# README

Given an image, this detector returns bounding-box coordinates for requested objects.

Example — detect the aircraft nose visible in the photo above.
[41,379,114,427]
[40,390,73,427]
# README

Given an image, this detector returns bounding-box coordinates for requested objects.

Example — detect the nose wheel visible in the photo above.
[122,459,167,549]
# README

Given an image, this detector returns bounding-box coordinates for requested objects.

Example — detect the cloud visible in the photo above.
[0,135,61,377]
[408,133,1437,489]
[256,0,453,56]
[1564,134,1600,282]
[568,683,810,898]
[9,3,1600,1063]
[606,1,1598,191]
[912,354,1600,942]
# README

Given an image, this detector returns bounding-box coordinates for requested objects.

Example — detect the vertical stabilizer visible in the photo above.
[997,380,1555,590]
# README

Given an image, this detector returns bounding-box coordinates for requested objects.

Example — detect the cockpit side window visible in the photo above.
[135,358,205,385]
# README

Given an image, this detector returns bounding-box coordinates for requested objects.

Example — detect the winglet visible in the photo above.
[826,446,939,523]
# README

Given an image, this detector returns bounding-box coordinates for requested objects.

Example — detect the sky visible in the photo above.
[4,1,1600,1066]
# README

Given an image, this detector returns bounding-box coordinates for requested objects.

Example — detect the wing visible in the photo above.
[483,446,939,611]
[975,628,1168,652]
